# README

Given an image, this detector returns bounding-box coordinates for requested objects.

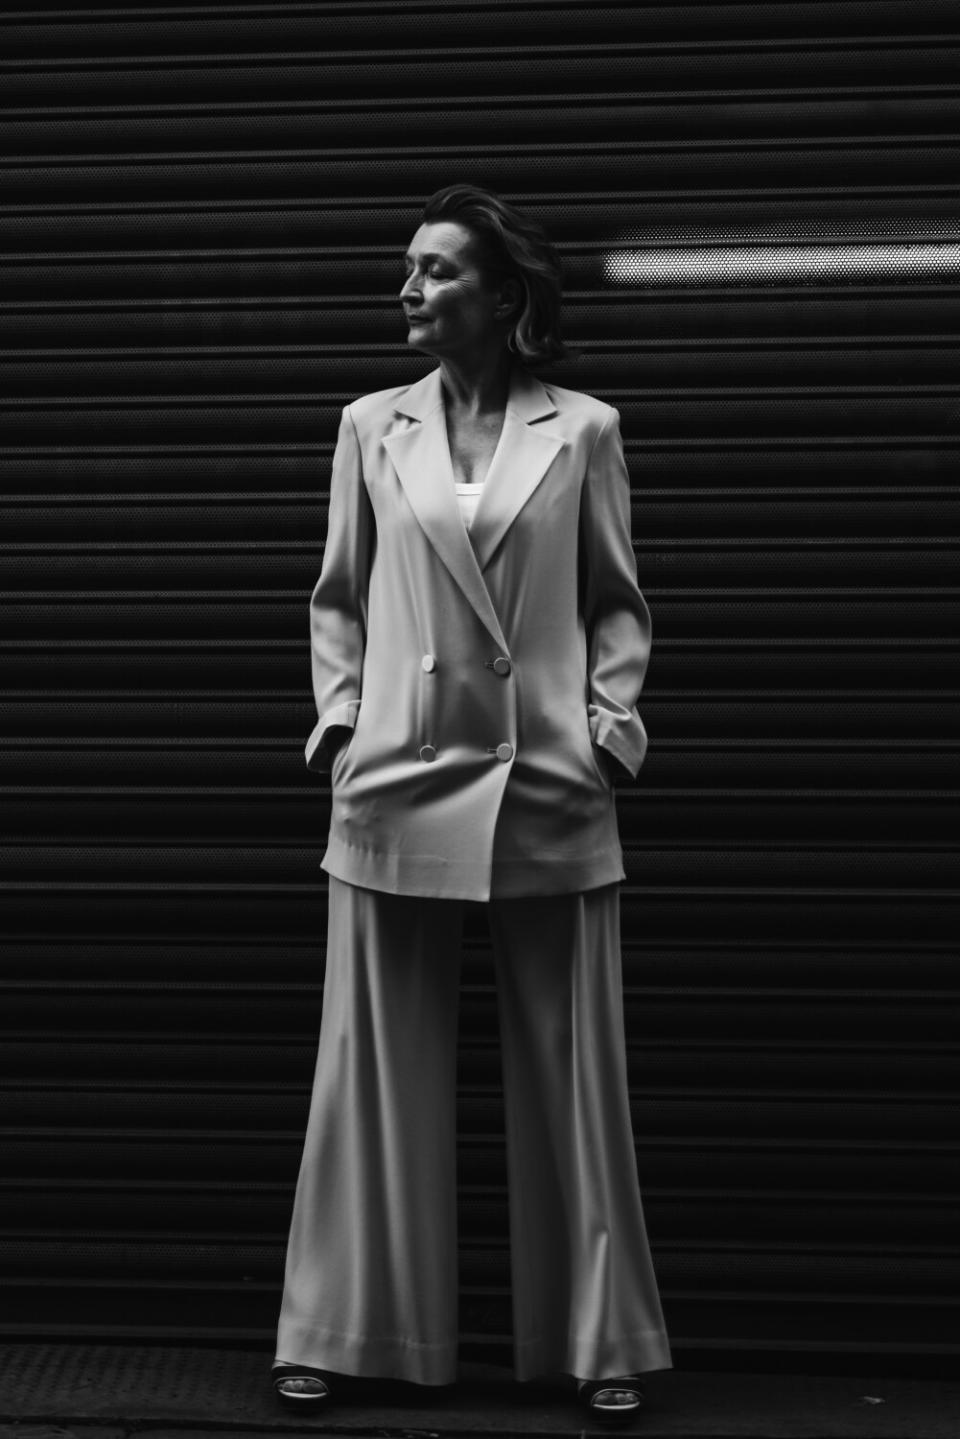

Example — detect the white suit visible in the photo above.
[275,362,672,1388]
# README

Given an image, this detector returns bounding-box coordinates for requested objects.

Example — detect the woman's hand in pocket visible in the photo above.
[322,725,353,766]
[595,744,630,787]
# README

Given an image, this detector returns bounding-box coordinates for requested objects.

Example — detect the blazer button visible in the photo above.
[496,743,514,762]
[422,654,436,673]
[419,744,437,763]
[492,656,511,676]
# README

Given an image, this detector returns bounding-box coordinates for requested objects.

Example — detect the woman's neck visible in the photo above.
[438,349,513,416]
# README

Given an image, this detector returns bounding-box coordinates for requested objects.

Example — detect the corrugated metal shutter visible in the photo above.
[2,1,958,1373]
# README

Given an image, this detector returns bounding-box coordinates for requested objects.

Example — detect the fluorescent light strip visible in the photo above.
[603,241,960,285]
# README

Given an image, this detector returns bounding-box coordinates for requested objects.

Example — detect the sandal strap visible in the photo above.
[578,1374,646,1401]
[271,1362,332,1385]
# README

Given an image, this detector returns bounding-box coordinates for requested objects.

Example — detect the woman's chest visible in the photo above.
[445,411,505,487]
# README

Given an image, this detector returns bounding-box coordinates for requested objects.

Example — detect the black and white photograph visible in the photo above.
[1,3,958,1435]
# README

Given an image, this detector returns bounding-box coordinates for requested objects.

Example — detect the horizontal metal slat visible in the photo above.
[4,591,960,639]
[5,392,960,445]
[2,647,957,695]
[1,937,954,987]
[5,1130,958,1194]
[2,1277,954,1356]
[5,346,960,396]
[0,966,956,1034]
[3,693,958,735]
[3,444,957,498]
[3,142,959,207]
[2,1034,957,1090]
[3,1,959,62]
[13,58,921,113]
[8,251,960,304]
[3,543,960,589]
[11,737,951,789]
[6,92,960,156]
[3,501,960,552]
[3,198,958,255]
[0,886,953,946]
[5,62,960,118]
[2,1234,958,1308]
[3,784,960,843]
[3,1084,958,1144]
[5,294,960,352]
[2,1177,956,1245]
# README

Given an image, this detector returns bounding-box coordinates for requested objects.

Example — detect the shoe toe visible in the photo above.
[278,1377,328,1397]
[577,1374,645,1418]
[595,1386,641,1408]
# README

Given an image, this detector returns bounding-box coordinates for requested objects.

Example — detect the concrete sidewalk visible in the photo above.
[0,1345,958,1438]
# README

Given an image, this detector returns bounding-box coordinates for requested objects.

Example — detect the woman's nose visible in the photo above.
[399,272,420,302]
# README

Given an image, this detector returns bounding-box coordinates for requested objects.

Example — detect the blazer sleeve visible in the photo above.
[303,403,375,772]
[579,404,653,779]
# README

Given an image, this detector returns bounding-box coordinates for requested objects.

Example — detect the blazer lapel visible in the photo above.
[381,365,566,651]
[382,369,509,651]
[468,367,565,573]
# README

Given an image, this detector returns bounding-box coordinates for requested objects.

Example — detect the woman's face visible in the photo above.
[399,221,514,360]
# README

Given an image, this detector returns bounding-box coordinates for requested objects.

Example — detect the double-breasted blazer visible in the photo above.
[304,362,652,901]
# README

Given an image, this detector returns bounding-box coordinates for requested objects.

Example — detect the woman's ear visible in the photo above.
[496,276,523,319]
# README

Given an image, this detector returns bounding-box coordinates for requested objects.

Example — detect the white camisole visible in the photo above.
[455,482,484,531]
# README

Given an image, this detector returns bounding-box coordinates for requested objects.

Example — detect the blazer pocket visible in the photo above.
[590,742,615,791]
[329,728,355,786]
[584,713,614,791]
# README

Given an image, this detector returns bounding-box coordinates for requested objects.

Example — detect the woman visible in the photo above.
[271,184,672,1422]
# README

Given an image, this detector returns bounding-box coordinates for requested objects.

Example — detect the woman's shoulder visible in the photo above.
[537,377,619,429]
[344,381,415,429]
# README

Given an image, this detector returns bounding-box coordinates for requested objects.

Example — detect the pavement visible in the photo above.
[0,1346,958,1439]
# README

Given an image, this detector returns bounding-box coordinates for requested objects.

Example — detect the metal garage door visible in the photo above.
[1,1,958,1373]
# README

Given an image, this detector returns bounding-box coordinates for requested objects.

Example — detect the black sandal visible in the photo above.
[576,1373,646,1424]
[271,1361,333,1409]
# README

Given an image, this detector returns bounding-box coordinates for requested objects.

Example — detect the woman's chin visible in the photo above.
[407,332,440,355]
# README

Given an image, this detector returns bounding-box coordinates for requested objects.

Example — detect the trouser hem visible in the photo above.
[513,1327,674,1383]
[275,1323,458,1386]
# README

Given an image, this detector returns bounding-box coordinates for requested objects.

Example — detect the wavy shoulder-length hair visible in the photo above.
[420,184,570,368]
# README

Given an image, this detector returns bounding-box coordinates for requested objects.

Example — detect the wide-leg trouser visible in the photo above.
[274,875,672,1386]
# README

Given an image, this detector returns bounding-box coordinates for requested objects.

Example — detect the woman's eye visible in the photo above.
[402,263,447,280]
